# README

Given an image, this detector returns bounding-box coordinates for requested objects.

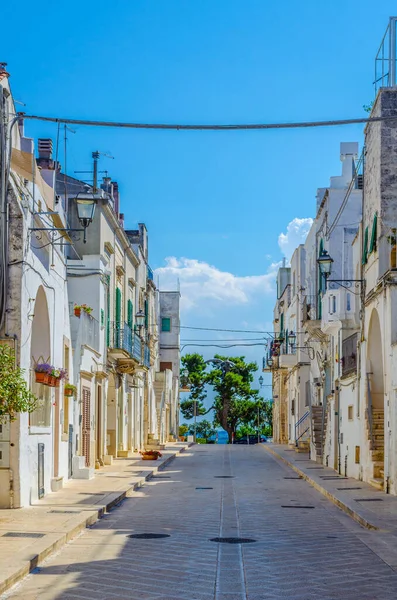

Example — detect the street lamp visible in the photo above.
[259,375,264,386]
[316,250,364,293]
[135,309,145,335]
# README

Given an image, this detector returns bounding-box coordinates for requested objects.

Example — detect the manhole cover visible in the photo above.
[214,476,235,478]
[127,533,170,539]
[210,537,256,544]
[307,467,324,470]
[3,532,45,538]
[355,498,383,502]
[337,487,362,490]
[320,476,347,480]
[281,505,315,509]
[196,487,213,490]
[151,476,171,479]
[284,476,303,480]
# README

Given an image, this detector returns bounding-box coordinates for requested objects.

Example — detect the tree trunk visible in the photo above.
[217,398,233,443]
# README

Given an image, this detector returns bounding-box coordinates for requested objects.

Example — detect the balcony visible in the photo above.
[71,311,100,353]
[321,288,358,332]
[132,333,142,362]
[108,322,135,359]
[302,294,326,340]
[147,266,154,281]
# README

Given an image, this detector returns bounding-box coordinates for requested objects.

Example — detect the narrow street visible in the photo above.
[4,445,397,600]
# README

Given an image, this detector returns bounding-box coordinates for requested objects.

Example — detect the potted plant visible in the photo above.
[74,304,93,318]
[1,346,38,423]
[140,450,162,461]
[34,363,52,385]
[49,367,68,387]
[64,383,77,397]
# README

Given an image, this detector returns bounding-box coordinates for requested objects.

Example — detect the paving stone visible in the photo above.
[4,445,397,599]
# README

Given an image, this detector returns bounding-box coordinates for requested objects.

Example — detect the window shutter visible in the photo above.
[106,277,110,347]
[280,313,284,337]
[362,226,369,264]
[127,299,133,328]
[144,299,148,329]
[369,214,378,253]
[116,287,122,326]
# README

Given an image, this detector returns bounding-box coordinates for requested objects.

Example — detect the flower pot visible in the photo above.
[141,454,159,461]
[64,389,74,397]
[35,372,49,385]
[74,307,81,318]
[54,377,61,388]
[47,376,57,387]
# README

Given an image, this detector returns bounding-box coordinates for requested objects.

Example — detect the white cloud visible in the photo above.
[278,217,313,261]
[155,257,279,312]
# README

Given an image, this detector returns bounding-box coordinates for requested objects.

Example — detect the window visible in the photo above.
[341,333,358,378]
[346,293,351,311]
[161,317,171,332]
[127,299,133,329]
[115,287,122,326]
[160,361,173,371]
[369,213,378,254]
[362,226,369,264]
[355,446,360,464]
[348,405,353,420]
[29,379,51,427]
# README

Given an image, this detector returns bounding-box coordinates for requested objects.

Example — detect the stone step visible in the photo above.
[369,477,384,491]
[373,461,384,479]
[371,450,384,461]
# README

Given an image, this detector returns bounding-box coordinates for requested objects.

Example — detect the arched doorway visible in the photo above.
[29,286,51,500]
[367,310,384,409]
[367,309,384,485]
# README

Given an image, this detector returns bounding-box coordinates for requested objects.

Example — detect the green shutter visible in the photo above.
[362,226,369,264]
[100,309,104,326]
[280,313,284,337]
[127,299,133,328]
[161,317,171,332]
[106,275,110,347]
[144,299,148,329]
[116,287,121,326]
[369,214,378,253]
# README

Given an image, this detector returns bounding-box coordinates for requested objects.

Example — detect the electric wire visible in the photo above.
[20,113,397,131]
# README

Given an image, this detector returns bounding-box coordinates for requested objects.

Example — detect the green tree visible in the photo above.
[179,424,189,438]
[180,354,208,420]
[194,419,217,441]
[0,346,38,423]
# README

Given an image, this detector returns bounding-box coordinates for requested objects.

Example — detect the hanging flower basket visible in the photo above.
[74,304,93,318]
[64,384,76,397]
[47,376,57,387]
[34,363,52,385]
[74,307,81,318]
[140,450,162,461]
[35,372,49,385]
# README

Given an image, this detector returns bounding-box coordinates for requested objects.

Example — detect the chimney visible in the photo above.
[119,213,124,228]
[0,62,10,81]
[38,139,53,160]
[112,181,119,216]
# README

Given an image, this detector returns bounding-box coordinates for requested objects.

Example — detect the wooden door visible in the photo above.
[82,388,91,467]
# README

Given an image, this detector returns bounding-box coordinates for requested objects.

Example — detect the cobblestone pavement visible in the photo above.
[4,445,397,600]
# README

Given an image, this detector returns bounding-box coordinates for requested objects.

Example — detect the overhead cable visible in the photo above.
[20,113,397,132]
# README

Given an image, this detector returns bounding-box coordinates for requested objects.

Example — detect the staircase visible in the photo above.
[311,405,327,462]
[294,411,310,453]
[368,408,384,491]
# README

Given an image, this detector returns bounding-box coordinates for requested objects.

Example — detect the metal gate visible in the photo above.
[38,443,45,499]
[68,424,73,478]
[82,388,91,467]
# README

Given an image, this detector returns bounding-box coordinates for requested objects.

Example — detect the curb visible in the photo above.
[0,444,189,597]
[262,444,378,531]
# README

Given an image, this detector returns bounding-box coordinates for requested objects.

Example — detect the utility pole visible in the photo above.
[257,402,260,443]
[194,400,197,442]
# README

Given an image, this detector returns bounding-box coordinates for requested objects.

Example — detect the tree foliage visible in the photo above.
[180,354,208,419]
[0,346,38,423]
[180,353,260,442]
[193,419,217,441]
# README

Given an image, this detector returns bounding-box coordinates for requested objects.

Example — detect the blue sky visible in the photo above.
[3,1,396,395]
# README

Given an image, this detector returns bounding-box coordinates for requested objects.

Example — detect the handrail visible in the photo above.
[296,426,310,443]
[320,395,327,458]
[295,410,310,446]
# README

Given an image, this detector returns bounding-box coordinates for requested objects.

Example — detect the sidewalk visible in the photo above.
[0,442,190,596]
[263,443,397,531]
